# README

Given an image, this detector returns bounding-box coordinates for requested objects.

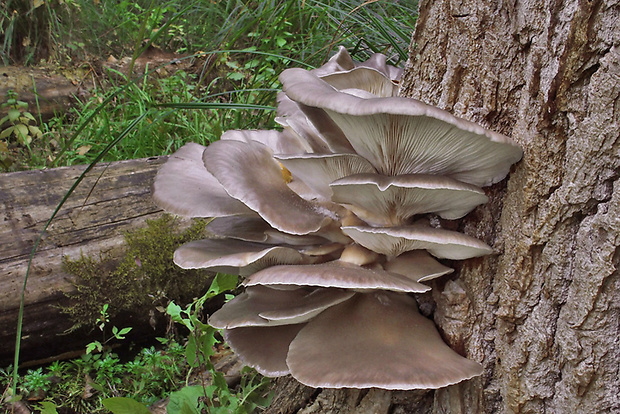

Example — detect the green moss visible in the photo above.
[61,214,214,330]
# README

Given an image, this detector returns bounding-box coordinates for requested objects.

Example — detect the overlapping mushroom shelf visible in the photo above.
[153,47,522,390]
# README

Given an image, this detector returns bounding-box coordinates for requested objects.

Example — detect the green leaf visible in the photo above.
[167,301,193,330]
[102,397,151,414]
[118,327,132,335]
[8,108,20,121]
[36,401,59,414]
[227,72,245,81]
[207,273,238,298]
[0,127,13,139]
[27,125,42,139]
[22,111,36,121]
[86,341,102,354]
[167,385,204,414]
[14,124,28,137]
[185,335,197,367]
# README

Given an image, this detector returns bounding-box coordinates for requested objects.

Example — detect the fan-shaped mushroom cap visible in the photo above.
[152,142,252,217]
[221,128,308,155]
[311,46,403,83]
[330,173,488,225]
[311,46,356,76]
[224,324,305,376]
[243,261,431,293]
[293,103,356,154]
[173,239,311,276]
[360,52,403,82]
[208,285,354,328]
[280,68,523,185]
[342,225,494,259]
[383,250,454,282]
[203,139,335,235]
[275,153,377,199]
[320,67,399,97]
[206,216,272,242]
[206,216,328,246]
[286,291,483,389]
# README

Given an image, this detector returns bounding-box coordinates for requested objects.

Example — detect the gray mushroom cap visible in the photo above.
[208,285,354,328]
[206,216,328,245]
[203,138,335,235]
[280,68,523,185]
[320,67,399,97]
[275,153,377,199]
[224,324,305,376]
[383,250,454,282]
[173,239,311,276]
[243,261,431,293]
[286,291,483,389]
[220,128,308,155]
[342,225,494,259]
[152,142,252,217]
[311,46,403,83]
[330,173,489,225]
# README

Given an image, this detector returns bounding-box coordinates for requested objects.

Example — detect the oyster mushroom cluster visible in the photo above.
[153,47,523,390]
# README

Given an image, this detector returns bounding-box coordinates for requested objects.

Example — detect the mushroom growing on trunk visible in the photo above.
[153,47,522,390]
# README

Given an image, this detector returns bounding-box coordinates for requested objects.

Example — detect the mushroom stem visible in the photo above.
[339,244,379,266]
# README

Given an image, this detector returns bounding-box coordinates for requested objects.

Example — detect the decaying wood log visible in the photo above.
[0,156,188,366]
[265,0,619,413]
[0,66,88,122]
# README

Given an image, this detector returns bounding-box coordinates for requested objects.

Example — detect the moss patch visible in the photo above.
[61,213,214,330]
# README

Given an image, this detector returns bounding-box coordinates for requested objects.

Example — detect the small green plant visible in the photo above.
[163,273,272,414]
[100,273,272,414]
[85,304,133,355]
[19,367,52,397]
[0,90,42,146]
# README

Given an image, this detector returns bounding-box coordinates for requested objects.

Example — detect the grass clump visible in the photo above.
[61,214,212,330]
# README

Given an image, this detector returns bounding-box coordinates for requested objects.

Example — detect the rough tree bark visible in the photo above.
[265,0,619,413]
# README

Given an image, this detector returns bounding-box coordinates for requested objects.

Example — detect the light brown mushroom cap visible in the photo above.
[224,324,305,376]
[275,153,377,199]
[330,173,488,225]
[280,68,523,185]
[173,239,311,276]
[203,139,335,235]
[383,250,454,282]
[152,142,252,217]
[286,291,483,389]
[342,225,494,259]
[208,285,354,328]
[243,261,431,293]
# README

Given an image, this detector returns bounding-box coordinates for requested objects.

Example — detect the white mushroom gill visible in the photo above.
[153,47,523,390]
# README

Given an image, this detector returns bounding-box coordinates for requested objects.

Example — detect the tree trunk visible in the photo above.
[266,1,619,412]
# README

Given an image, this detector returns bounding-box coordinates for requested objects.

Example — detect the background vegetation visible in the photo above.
[1,0,417,171]
[1,0,417,412]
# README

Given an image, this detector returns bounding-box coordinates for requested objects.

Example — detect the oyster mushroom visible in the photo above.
[153,47,522,391]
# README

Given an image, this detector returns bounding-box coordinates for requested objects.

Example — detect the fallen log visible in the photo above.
[0,156,193,366]
[0,66,88,122]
